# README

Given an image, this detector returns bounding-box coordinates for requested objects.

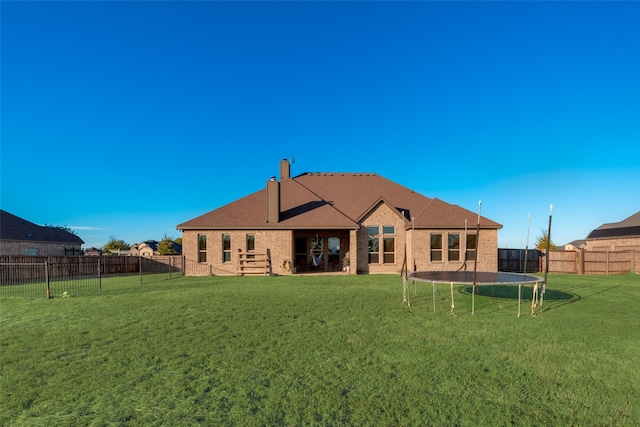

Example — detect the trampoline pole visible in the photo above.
[523,214,531,275]
[432,281,436,312]
[518,284,522,317]
[450,282,455,316]
[473,201,482,297]
[542,204,553,307]
[464,219,468,272]
[472,284,475,315]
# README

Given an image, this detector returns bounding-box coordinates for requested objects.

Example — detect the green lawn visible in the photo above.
[2,273,639,426]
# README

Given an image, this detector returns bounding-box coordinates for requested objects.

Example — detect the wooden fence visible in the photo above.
[543,250,639,275]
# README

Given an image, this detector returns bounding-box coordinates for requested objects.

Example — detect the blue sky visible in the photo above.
[2,1,639,250]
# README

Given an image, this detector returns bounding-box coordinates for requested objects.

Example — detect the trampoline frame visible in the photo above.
[405,271,544,317]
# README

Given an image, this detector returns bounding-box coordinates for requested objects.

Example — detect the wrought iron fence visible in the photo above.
[0,261,101,299]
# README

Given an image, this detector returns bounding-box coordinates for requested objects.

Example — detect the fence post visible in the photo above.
[169,257,172,280]
[606,251,610,275]
[45,261,51,299]
[98,258,102,291]
[139,256,143,284]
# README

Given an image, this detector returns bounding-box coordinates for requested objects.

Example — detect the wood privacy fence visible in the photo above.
[543,250,640,275]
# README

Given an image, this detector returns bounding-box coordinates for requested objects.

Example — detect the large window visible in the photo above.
[431,233,442,262]
[368,226,380,264]
[383,226,395,264]
[222,234,231,263]
[328,237,340,268]
[466,234,477,261]
[246,234,255,259]
[198,234,207,263]
[448,233,460,261]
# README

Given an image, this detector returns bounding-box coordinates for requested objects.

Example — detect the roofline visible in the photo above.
[408,225,503,230]
[0,238,85,244]
[178,226,359,231]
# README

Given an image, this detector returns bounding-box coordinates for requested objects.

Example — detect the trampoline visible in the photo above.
[405,271,544,317]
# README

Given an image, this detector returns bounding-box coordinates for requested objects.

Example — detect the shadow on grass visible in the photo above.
[459,285,576,301]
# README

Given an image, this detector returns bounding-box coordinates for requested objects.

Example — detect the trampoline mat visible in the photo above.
[408,271,541,285]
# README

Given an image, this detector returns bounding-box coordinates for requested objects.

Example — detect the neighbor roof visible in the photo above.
[177,173,502,231]
[0,210,84,244]
[586,211,640,239]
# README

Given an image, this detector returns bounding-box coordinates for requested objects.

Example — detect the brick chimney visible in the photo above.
[280,158,290,180]
[266,176,280,223]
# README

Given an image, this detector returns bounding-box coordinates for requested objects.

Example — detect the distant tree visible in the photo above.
[103,236,130,255]
[173,237,182,245]
[45,224,78,236]
[535,229,556,251]
[158,234,177,255]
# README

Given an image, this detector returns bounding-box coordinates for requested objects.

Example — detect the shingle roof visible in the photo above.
[177,173,502,231]
[0,210,84,244]
[586,211,640,239]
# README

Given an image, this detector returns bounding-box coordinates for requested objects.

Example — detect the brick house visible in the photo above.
[585,211,640,251]
[177,160,502,275]
[0,210,84,256]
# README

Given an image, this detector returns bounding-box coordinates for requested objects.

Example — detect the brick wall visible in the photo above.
[182,229,293,275]
[358,203,407,274]
[0,240,82,256]
[410,228,498,272]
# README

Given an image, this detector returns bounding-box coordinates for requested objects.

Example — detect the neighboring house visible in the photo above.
[177,160,502,275]
[585,211,640,251]
[138,240,158,257]
[563,240,586,251]
[137,240,182,256]
[0,210,84,256]
[84,247,102,256]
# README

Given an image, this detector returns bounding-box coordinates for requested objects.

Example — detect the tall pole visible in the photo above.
[542,204,553,306]
[523,214,531,274]
[472,200,481,315]
[473,201,481,293]
[464,219,468,272]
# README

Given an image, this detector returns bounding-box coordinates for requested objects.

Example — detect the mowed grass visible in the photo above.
[1,273,639,426]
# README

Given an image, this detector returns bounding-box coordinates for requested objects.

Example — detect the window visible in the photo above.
[368,226,379,264]
[466,234,477,261]
[431,233,442,261]
[383,237,395,263]
[448,233,460,261]
[383,226,395,264]
[222,234,231,263]
[328,237,340,268]
[311,236,324,267]
[246,234,255,259]
[198,235,207,263]
[24,248,39,256]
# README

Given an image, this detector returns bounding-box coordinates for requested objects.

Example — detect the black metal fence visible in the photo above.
[0,261,101,299]
[498,249,542,273]
[0,255,185,299]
